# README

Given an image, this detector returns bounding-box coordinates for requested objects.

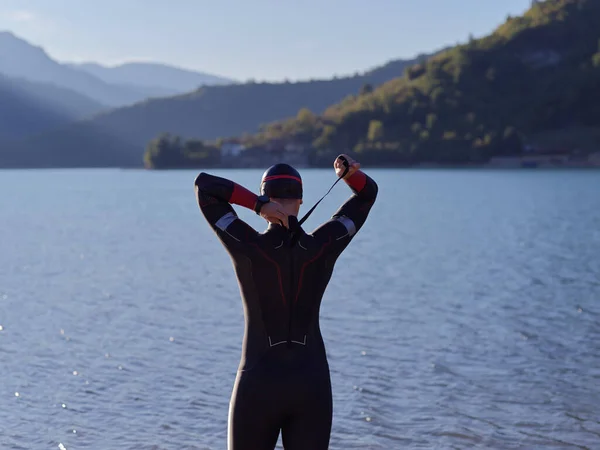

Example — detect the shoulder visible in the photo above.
[311,215,358,241]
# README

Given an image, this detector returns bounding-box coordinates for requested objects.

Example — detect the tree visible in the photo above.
[411,122,423,134]
[500,126,523,155]
[144,133,182,169]
[467,33,476,49]
[443,131,458,140]
[359,83,374,95]
[405,64,426,80]
[296,108,316,124]
[367,120,384,141]
[426,113,438,131]
[144,133,221,169]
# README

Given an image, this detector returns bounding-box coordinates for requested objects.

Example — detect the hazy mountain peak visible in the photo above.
[0,30,49,59]
[67,60,236,93]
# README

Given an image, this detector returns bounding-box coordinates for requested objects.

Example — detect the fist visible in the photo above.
[334,154,361,179]
[260,201,289,228]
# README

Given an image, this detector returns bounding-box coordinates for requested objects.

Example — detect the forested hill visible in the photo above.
[238,0,600,166]
[6,50,442,168]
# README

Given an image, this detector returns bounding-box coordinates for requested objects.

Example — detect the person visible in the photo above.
[194,154,378,450]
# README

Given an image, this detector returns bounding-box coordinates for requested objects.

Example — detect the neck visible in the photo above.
[267,215,300,231]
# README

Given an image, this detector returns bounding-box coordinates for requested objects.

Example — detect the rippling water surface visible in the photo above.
[1,169,600,450]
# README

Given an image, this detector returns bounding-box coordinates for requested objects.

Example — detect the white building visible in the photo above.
[221,143,245,158]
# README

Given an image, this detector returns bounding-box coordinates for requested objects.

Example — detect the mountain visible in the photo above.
[7,49,442,167]
[67,62,235,97]
[220,0,600,167]
[0,32,185,108]
[0,73,105,141]
[0,31,152,107]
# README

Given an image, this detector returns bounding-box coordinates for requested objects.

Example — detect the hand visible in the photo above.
[259,201,289,228]
[334,154,361,179]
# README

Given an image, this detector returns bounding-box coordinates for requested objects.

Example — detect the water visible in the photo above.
[1,168,600,450]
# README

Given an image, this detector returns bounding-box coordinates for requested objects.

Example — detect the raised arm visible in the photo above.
[312,155,378,255]
[194,172,260,249]
[195,172,290,251]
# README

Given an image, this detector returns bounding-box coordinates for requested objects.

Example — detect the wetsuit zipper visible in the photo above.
[287,237,294,347]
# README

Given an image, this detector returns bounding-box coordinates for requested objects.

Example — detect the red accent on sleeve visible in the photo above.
[230,183,258,210]
[345,170,367,192]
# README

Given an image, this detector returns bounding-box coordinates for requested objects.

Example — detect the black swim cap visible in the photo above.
[260,163,303,199]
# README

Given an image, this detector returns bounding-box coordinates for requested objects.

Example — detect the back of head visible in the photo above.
[260,163,303,199]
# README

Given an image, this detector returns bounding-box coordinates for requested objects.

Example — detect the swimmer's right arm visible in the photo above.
[195,173,288,225]
[194,172,260,246]
[195,172,259,211]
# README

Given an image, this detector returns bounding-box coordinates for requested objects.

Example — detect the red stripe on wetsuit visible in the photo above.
[345,170,367,192]
[295,237,332,304]
[230,183,259,210]
[250,243,287,306]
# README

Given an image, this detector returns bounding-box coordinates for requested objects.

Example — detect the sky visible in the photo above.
[0,0,533,82]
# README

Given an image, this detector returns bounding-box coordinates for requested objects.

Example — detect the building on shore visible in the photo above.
[220,139,310,168]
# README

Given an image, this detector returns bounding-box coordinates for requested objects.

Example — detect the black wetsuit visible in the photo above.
[194,170,378,450]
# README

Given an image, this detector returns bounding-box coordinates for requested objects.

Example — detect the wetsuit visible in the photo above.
[194,170,378,450]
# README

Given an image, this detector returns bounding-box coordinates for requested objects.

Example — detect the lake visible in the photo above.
[1,168,599,449]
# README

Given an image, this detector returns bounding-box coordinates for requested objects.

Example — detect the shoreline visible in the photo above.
[1,164,600,171]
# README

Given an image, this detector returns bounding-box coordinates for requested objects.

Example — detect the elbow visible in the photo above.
[371,179,379,198]
[194,172,210,191]
[364,176,378,202]
[193,172,233,203]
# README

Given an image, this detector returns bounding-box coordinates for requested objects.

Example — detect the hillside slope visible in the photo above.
[0,73,117,167]
[0,73,105,142]
[239,0,600,165]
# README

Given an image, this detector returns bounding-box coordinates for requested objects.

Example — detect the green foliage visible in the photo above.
[426,114,438,130]
[234,0,600,165]
[144,133,220,169]
[296,108,316,124]
[405,64,426,81]
[367,120,384,141]
[360,83,374,95]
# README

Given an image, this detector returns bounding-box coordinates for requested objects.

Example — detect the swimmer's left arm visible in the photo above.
[312,167,378,254]
[331,170,378,238]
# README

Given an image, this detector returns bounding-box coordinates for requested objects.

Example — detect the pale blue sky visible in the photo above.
[1,0,532,81]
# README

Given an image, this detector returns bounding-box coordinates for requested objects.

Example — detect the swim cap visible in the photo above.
[260,163,303,199]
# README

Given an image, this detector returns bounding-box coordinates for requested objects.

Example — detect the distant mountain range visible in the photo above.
[1,40,443,167]
[0,30,238,167]
[0,31,235,108]
[6,2,600,170]
[67,61,235,98]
